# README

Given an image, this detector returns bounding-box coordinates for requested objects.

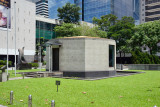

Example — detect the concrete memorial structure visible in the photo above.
[0,65,7,82]
[46,36,116,78]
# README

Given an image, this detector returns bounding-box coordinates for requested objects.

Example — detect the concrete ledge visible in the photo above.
[128,64,160,70]
[63,71,116,78]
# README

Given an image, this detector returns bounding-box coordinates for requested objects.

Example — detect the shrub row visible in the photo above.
[131,51,160,64]
[0,60,12,66]
[29,63,39,68]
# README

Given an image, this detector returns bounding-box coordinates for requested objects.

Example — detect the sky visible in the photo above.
[48,0,74,19]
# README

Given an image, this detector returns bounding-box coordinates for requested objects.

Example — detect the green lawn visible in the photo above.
[0,70,160,107]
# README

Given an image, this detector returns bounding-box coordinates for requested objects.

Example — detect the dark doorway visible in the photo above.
[109,45,115,67]
[52,48,59,71]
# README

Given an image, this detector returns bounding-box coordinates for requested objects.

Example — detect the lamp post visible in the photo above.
[14,1,17,76]
[7,7,9,75]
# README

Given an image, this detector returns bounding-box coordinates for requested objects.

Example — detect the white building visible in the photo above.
[0,0,36,63]
[36,0,49,18]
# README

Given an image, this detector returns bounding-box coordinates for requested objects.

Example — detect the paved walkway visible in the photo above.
[0,105,7,107]
[9,77,32,80]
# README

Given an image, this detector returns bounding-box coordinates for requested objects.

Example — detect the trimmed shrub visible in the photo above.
[29,63,38,68]
[0,65,4,68]
[131,51,160,64]
[0,60,12,66]
[43,61,46,65]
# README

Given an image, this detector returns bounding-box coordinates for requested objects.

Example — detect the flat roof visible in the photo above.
[36,15,62,25]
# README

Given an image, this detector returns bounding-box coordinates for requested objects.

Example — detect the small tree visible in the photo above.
[57,3,81,23]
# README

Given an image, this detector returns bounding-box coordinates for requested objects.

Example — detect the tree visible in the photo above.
[54,23,79,37]
[92,14,118,32]
[57,3,81,23]
[107,16,135,63]
[131,20,160,54]
[54,23,107,38]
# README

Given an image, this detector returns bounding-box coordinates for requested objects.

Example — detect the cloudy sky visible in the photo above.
[49,0,74,19]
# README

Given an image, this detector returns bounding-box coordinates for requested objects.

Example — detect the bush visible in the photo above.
[131,51,160,64]
[0,65,4,68]
[29,63,38,68]
[0,60,12,66]
[0,60,5,65]
[43,61,46,65]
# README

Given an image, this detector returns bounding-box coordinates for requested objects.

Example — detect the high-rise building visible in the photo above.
[36,0,49,18]
[49,0,74,19]
[133,0,140,25]
[140,0,160,24]
[74,0,139,24]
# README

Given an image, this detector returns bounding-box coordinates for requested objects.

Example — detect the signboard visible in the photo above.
[0,0,10,29]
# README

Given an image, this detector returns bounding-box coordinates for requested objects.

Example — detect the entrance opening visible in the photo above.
[109,45,115,67]
[52,48,59,71]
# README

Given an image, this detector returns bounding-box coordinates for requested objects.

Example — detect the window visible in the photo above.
[109,45,115,67]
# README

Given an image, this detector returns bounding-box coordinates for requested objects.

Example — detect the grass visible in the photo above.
[0,69,46,78]
[0,70,160,107]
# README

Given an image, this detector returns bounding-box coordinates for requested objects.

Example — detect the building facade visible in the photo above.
[0,0,36,63]
[36,0,49,18]
[140,0,160,24]
[49,0,74,19]
[36,15,62,43]
[74,0,136,23]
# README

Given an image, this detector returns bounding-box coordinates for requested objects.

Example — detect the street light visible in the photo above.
[14,1,17,76]
[6,7,9,75]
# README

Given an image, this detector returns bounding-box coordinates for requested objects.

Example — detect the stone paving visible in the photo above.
[0,105,7,107]
[9,77,32,80]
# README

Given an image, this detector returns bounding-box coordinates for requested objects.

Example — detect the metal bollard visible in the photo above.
[51,100,55,107]
[10,91,13,105]
[22,73,24,79]
[28,95,32,107]
[121,64,123,70]
[7,73,10,81]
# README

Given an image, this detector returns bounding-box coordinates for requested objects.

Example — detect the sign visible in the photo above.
[56,80,60,92]
[0,0,10,29]
[56,80,60,85]
[0,0,10,8]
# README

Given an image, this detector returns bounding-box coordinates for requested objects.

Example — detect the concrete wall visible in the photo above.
[59,38,85,72]
[0,0,35,58]
[128,64,160,70]
[85,38,116,71]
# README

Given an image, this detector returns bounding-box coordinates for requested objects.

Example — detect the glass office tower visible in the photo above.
[49,0,74,19]
[133,0,140,25]
[74,0,139,23]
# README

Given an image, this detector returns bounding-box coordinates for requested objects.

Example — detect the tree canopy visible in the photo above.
[131,20,160,54]
[57,3,81,23]
[107,16,135,54]
[93,14,117,32]
[54,23,107,38]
